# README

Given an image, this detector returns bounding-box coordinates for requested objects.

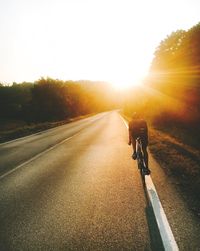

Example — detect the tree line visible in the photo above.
[0,78,118,123]
[148,22,200,127]
[124,22,200,131]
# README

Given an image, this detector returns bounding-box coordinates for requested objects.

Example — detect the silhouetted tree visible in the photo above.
[0,77,119,123]
[146,22,200,127]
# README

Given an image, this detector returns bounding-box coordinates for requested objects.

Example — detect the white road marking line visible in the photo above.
[0,114,104,146]
[145,175,179,251]
[0,132,80,181]
[0,117,90,147]
[120,115,129,129]
[120,114,179,251]
[0,127,57,146]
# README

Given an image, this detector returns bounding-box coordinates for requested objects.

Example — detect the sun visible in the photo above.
[110,74,146,90]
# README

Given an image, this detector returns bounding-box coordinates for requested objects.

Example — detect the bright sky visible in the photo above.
[0,0,199,88]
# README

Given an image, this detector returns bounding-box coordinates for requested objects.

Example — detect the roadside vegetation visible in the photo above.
[123,22,200,217]
[0,78,119,143]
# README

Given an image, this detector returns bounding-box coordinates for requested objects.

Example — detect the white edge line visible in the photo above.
[0,122,73,146]
[0,132,79,181]
[119,115,129,129]
[0,113,106,146]
[119,114,179,251]
[0,117,91,146]
[145,175,179,251]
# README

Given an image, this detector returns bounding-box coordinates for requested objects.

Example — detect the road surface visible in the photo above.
[0,111,200,251]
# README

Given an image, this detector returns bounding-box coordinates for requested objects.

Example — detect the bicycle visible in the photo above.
[136,137,150,176]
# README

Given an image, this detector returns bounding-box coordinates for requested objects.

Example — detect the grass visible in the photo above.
[0,114,94,143]
[122,113,200,218]
[149,127,200,217]
[152,124,200,149]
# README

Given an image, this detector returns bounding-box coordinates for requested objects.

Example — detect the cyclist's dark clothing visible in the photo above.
[129,119,148,147]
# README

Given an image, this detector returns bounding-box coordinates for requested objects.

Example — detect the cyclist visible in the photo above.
[128,112,150,173]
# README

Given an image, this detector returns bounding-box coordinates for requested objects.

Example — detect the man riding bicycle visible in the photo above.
[128,112,150,173]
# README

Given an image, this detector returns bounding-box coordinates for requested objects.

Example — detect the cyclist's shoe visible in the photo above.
[132,152,137,160]
[144,168,151,175]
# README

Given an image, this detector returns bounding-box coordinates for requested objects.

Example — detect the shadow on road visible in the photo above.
[140,173,165,251]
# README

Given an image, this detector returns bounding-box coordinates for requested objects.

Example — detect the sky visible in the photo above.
[0,0,199,88]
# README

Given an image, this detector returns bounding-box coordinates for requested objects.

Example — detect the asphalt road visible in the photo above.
[0,111,200,251]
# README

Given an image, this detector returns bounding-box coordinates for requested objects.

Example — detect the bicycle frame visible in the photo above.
[136,137,147,175]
